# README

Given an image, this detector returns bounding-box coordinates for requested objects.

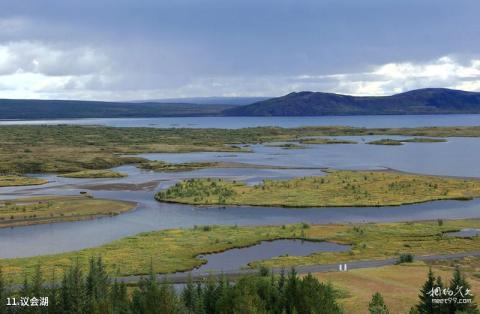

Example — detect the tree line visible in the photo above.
[0,258,478,313]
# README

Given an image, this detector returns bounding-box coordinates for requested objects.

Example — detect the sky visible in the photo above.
[0,0,479,101]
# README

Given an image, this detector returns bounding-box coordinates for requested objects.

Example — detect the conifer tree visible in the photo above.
[111,279,130,314]
[369,292,390,314]
[416,268,437,314]
[448,266,479,314]
[60,262,86,314]
[434,276,448,314]
[0,267,6,314]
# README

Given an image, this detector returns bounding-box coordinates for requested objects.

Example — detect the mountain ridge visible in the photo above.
[2,88,480,119]
[222,88,480,116]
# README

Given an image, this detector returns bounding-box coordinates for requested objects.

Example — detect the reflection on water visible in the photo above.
[190,240,350,273]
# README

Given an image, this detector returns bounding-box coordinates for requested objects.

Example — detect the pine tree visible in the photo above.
[47,269,59,314]
[369,292,389,314]
[60,262,86,314]
[448,266,479,314]
[284,268,300,314]
[111,280,130,314]
[0,267,6,314]
[416,268,437,314]
[31,264,44,299]
[86,256,110,313]
[181,275,196,312]
[434,276,448,314]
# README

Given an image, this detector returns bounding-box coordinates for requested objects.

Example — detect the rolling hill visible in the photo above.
[222,88,480,116]
[0,99,234,119]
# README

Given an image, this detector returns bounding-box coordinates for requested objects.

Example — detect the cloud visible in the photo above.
[0,41,109,76]
[0,41,479,100]
[290,56,480,96]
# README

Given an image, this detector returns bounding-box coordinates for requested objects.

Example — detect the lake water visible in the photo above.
[2,161,480,258]
[137,136,480,178]
[2,114,480,128]
[447,228,480,238]
[191,240,350,273]
[1,116,480,258]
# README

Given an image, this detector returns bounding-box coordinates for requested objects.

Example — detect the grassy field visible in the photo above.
[314,261,480,314]
[0,175,47,187]
[1,219,480,285]
[0,195,136,228]
[59,169,126,178]
[0,125,479,175]
[155,170,480,207]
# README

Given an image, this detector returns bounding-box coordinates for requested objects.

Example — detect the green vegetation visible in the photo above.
[265,143,307,149]
[402,137,447,143]
[0,175,47,187]
[138,161,218,172]
[139,161,298,172]
[368,137,448,145]
[397,253,414,264]
[413,267,478,314]
[299,138,357,144]
[368,292,389,314]
[60,170,127,178]
[0,195,136,228]
[0,260,342,314]
[2,220,480,285]
[367,139,404,145]
[155,170,480,207]
[0,125,479,175]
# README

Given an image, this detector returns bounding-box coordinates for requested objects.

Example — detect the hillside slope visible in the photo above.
[223,88,480,116]
[0,99,234,119]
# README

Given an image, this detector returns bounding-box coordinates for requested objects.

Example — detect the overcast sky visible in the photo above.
[0,0,479,100]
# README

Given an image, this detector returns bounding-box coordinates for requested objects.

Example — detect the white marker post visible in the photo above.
[339,264,343,271]
[344,263,348,271]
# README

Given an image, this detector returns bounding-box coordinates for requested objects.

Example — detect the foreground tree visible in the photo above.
[415,266,479,314]
[417,268,437,314]
[448,266,479,314]
[369,292,389,314]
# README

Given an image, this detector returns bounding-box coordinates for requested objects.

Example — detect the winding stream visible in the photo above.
[1,134,480,258]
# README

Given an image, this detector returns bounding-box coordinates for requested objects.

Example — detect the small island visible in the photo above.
[60,170,127,178]
[265,143,307,149]
[138,161,218,172]
[0,195,136,228]
[299,138,357,145]
[155,170,480,207]
[367,137,447,145]
[0,175,47,187]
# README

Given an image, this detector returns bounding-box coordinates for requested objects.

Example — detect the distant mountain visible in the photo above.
[130,97,270,106]
[3,89,480,120]
[223,88,480,116]
[0,99,234,119]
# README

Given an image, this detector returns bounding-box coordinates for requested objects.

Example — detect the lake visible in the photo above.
[1,116,480,258]
[2,114,480,128]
